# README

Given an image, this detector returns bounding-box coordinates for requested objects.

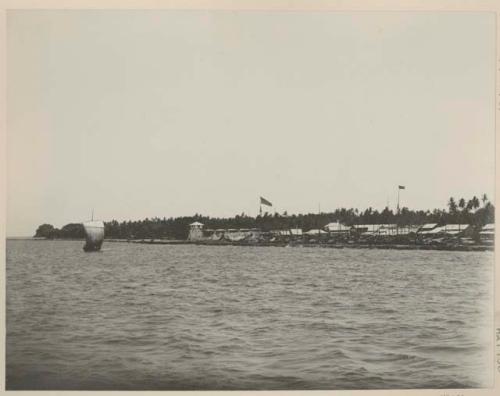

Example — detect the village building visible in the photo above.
[377,224,397,235]
[208,228,262,241]
[187,222,204,241]
[417,223,439,235]
[395,225,421,235]
[304,229,327,235]
[208,229,225,240]
[351,224,421,236]
[479,223,494,242]
[324,222,350,234]
[423,224,471,236]
[272,230,291,236]
[270,229,303,237]
[352,224,382,235]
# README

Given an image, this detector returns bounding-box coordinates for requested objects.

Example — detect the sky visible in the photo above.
[7,10,495,236]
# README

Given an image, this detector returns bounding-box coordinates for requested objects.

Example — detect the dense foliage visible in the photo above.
[35,223,84,239]
[35,195,494,240]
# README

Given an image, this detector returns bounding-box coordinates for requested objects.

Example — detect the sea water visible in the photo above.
[6,240,494,390]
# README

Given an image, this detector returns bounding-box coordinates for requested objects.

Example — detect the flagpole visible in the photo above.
[396,187,399,235]
[397,188,400,214]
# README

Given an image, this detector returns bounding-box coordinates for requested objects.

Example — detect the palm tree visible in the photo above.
[448,197,457,214]
[482,193,488,206]
[457,198,466,225]
[472,196,480,211]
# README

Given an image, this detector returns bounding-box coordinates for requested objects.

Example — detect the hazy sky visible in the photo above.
[7,10,495,236]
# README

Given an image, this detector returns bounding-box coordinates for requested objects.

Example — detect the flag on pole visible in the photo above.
[260,196,273,206]
[398,185,405,190]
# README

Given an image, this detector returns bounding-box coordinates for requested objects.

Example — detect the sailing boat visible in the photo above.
[82,210,104,252]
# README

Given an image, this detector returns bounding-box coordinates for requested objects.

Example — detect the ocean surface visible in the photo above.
[6,239,494,390]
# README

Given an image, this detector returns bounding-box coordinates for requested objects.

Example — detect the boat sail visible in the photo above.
[82,220,104,252]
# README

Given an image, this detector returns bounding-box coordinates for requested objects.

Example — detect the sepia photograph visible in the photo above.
[2,1,498,392]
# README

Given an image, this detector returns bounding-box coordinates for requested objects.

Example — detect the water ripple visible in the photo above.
[6,240,494,390]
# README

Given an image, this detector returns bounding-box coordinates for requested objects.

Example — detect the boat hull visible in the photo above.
[83,240,103,252]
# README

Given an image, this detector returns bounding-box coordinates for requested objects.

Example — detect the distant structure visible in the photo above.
[479,223,494,242]
[422,224,471,236]
[324,222,349,234]
[352,224,383,235]
[205,228,261,242]
[290,228,303,236]
[188,222,204,241]
[417,223,439,235]
[304,229,327,235]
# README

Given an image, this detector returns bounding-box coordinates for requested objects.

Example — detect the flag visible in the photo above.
[398,185,406,190]
[260,196,273,206]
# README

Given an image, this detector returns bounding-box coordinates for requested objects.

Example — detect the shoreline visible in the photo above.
[128,240,494,252]
[105,238,494,252]
[7,237,493,252]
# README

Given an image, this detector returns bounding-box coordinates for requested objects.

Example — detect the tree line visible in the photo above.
[34,194,495,240]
